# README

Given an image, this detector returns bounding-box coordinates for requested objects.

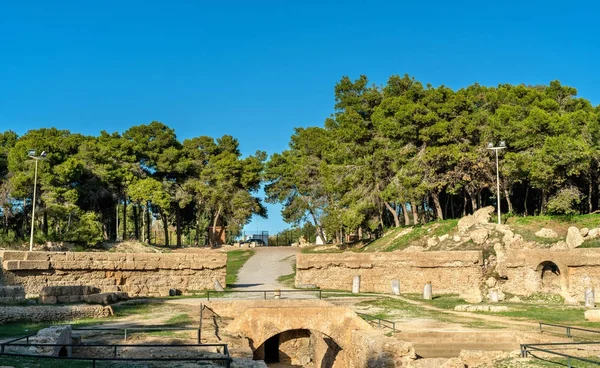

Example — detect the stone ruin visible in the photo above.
[39,285,129,305]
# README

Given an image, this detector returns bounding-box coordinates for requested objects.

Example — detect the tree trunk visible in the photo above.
[176,206,182,247]
[141,205,146,243]
[133,204,139,240]
[524,186,529,216]
[211,204,222,247]
[450,195,455,218]
[43,210,48,237]
[540,190,548,215]
[469,191,477,214]
[410,200,419,225]
[122,198,127,241]
[477,189,482,210]
[384,201,400,227]
[589,179,593,214]
[400,203,410,226]
[146,202,151,244]
[462,191,467,217]
[432,192,444,220]
[161,212,169,246]
[309,208,326,242]
[503,187,514,214]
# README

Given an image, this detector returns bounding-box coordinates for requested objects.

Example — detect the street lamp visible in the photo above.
[487,141,506,225]
[28,150,47,251]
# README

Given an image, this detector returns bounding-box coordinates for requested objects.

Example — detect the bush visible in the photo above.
[546,187,582,216]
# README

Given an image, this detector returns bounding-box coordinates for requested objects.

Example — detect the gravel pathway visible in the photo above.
[231,246,299,290]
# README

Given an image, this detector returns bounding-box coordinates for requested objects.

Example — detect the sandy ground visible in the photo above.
[231,246,299,290]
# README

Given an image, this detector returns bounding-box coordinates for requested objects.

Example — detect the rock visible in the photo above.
[461,289,483,304]
[457,206,495,233]
[585,309,600,322]
[453,235,461,242]
[427,236,438,247]
[507,296,522,303]
[566,226,584,248]
[470,228,489,245]
[588,228,600,239]
[581,227,590,237]
[438,234,450,242]
[494,243,507,277]
[535,228,558,238]
[485,277,497,288]
[214,279,225,292]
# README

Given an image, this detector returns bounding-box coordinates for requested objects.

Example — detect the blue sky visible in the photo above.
[1,0,599,234]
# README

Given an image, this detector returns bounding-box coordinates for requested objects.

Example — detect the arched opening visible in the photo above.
[254,329,342,367]
[537,261,561,293]
[58,346,68,357]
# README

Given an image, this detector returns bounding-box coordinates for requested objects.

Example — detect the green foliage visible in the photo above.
[546,186,583,216]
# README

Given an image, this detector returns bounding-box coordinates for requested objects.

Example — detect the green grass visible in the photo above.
[277,263,296,288]
[164,313,192,325]
[226,249,254,286]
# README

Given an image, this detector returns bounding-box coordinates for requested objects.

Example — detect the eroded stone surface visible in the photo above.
[0,251,226,296]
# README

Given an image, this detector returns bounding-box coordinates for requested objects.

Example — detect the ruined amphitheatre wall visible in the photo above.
[0,251,226,297]
[502,248,600,302]
[296,251,483,295]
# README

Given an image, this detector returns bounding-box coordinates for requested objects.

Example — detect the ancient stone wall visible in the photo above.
[296,251,483,297]
[502,248,600,302]
[0,251,226,297]
[0,304,112,324]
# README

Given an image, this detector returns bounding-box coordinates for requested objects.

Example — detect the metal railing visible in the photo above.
[539,322,600,338]
[0,327,232,367]
[206,288,322,301]
[356,313,397,332]
[521,342,600,367]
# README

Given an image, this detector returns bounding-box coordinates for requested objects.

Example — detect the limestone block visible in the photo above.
[3,260,50,271]
[566,227,584,248]
[84,292,118,305]
[581,227,590,237]
[40,296,57,304]
[535,228,558,238]
[453,235,461,242]
[585,309,600,321]
[470,228,489,245]
[588,228,600,239]
[460,289,483,304]
[457,206,494,232]
[427,236,438,247]
[423,282,432,300]
[439,234,450,242]
[352,275,360,294]
[391,280,400,295]
[485,277,497,288]
[585,287,595,308]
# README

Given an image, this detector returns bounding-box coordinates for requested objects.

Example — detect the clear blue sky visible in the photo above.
[1,0,599,235]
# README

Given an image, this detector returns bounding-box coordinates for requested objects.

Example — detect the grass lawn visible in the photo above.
[277,263,296,288]
[226,249,254,286]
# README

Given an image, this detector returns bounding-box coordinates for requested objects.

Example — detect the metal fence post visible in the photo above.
[567,327,572,338]
[114,345,117,358]
[124,329,128,341]
[207,291,211,301]
[263,291,267,300]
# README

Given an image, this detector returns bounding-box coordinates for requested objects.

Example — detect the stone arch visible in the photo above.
[224,304,372,367]
[57,346,68,357]
[536,260,562,293]
[253,328,342,367]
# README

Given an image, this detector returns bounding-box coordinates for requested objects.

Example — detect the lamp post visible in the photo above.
[28,150,47,251]
[487,142,506,225]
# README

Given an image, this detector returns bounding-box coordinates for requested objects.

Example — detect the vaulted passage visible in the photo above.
[253,329,342,367]
[537,261,561,293]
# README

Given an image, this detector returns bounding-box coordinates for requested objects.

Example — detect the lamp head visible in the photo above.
[40,151,47,157]
[487,142,494,149]
[28,149,36,156]
[499,141,506,148]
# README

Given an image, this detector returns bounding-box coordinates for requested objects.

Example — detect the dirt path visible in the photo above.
[231,246,299,290]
